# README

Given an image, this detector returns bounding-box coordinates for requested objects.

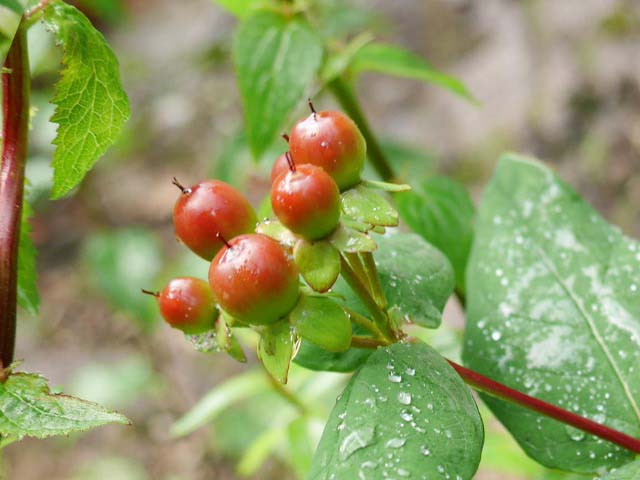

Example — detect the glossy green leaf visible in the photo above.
[43,1,130,198]
[396,175,475,293]
[210,0,268,18]
[600,459,640,479]
[362,179,411,192]
[464,154,640,472]
[294,239,340,292]
[374,232,455,328]
[289,295,351,352]
[320,32,372,83]
[341,184,398,227]
[0,371,128,440]
[17,199,38,314]
[233,11,322,157]
[308,342,484,479]
[0,0,23,14]
[258,322,297,383]
[256,218,298,248]
[170,370,269,437]
[329,224,376,253]
[351,43,476,103]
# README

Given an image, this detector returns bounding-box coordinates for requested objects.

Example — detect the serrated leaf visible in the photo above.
[351,42,476,103]
[233,12,322,157]
[341,184,399,227]
[43,1,130,198]
[600,459,640,479]
[293,239,340,292]
[464,154,640,472]
[374,232,455,328]
[0,371,128,440]
[329,224,376,253]
[396,175,475,293]
[17,199,38,314]
[308,342,484,479]
[258,322,297,383]
[289,294,351,352]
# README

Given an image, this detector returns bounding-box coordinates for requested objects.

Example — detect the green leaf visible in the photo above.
[341,184,399,227]
[233,11,323,157]
[170,370,268,437]
[84,229,162,331]
[463,153,640,472]
[258,322,297,383]
[287,417,314,478]
[210,0,268,18]
[329,224,376,253]
[43,1,130,198]
[293,239,340,292]
[0,0,23,14]
[396,175,475,293]
[362,179,411,192]
[308,342,484,479]
[600,459,640,479]
[351,42,476,103]
[17,199,38,314]
[256,218,298,248]
[374,232,455,328]
[289,295,351,352]
[0,371,128,440]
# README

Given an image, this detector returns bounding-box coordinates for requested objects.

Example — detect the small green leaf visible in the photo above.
[464,154,640,472]
[289,295,351,352]
[170,370,269,437]
[256,219,298,248]
[362,179,411,192]
[375,232,455,328]
[233,11,323,157]
[210,0,268,18]
[351,42,476,103]
[396,175,475,293]
[43,1,130,198]
[321,32,372,83]
[0,0,23,14]
[308,342,484,479]
[17,199,38,314]
[258,322,297,383]
[293,239,340,292]
[600,459,640,479]
[329,224,377,253]
[0,371,128,440]
[341,184,399,227]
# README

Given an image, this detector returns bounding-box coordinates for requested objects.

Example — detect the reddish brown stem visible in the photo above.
[0,26,30,368]
[285,151,296,172]
[141,289,159,297]
[447,360,640,454]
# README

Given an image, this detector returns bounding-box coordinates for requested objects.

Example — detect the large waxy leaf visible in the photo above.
[600,459,640,479]
[396,175,475,294]
[464,154,640,472]
[308,342,484,479]
[374,232,455,328]
[233,12,322,157]
[43,1,130,198]
[0,371,128,440]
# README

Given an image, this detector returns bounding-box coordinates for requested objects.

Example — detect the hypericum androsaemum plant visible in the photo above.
[0,0,129,445]
[144,1,640,479]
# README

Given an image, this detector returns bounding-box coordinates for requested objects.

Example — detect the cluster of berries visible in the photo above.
[145,103,367,349]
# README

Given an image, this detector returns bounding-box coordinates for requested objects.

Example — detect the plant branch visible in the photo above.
[351,335,389,349]
[0,24,30,369]
[343,307,385,340]
[265,370,309,415]
[328,77,394,182]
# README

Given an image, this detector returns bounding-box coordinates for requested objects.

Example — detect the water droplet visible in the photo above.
[565,425,586,442]
[405,367,416,376]
[397,467,410,477]
[385,438,406,449]
[420,445,431,456]
[491,330,502,341]
[397,392,412,405]
[389,373,402,383]
[339,426,375,460]
[400,411,413,422]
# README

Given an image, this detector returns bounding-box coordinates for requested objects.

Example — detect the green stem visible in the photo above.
[266,371,309,415]
[0,23,30,369]
[328,77,394,181]
[358,252,386,309]
[343,307,385,340]
[351,336,390,349]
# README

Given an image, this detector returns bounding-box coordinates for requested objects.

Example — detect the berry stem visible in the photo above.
[216,232,231,249]
[281,133,289,143]
[140,288,159,297]
[348,336,640,454]
[343,307,386,340]
[285,151,296,172]
[307,98,317,117]
[0,24,30,369]
[171,177,188,194]
[328,77,394,182]
[351,335,390,349]
[265,369,309,415]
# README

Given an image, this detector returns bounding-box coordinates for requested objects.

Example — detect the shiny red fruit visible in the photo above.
[270,152,290,184]
[155,277,216,334]
[173,179,257,260]
[289,110,366,190]
[209,234,299,325]
[271,164,341,240]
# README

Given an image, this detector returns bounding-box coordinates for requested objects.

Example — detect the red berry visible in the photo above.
[289,107,366,190]
[209,234,299,325]
[271,164,341,240]
[149,277,216,334]
[270,152,290,184]
[173,179,257,260]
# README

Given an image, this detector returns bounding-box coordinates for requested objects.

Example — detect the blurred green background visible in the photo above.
[8,0,640,478]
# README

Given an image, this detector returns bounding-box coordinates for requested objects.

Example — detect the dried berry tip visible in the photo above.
[308,98,317,117]
[216,232,232,248]
[285,151,296,172]
[141,288,159,297]
[281,133,290,143]
[172,177,189,194]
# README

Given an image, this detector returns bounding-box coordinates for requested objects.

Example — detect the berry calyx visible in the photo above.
[208,233,299,325]
[173,179,257,260]
[145,277,216,334]
[289,103,366,190]
[271,163,341,240]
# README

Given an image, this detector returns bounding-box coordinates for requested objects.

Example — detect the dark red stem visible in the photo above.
[141,288,159,297]
[172,177,189,194]
[281,133,289,143]
[285,151,296,172]
[0,26,30,368]
[216,232,231,248]
[447,360,640,454]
